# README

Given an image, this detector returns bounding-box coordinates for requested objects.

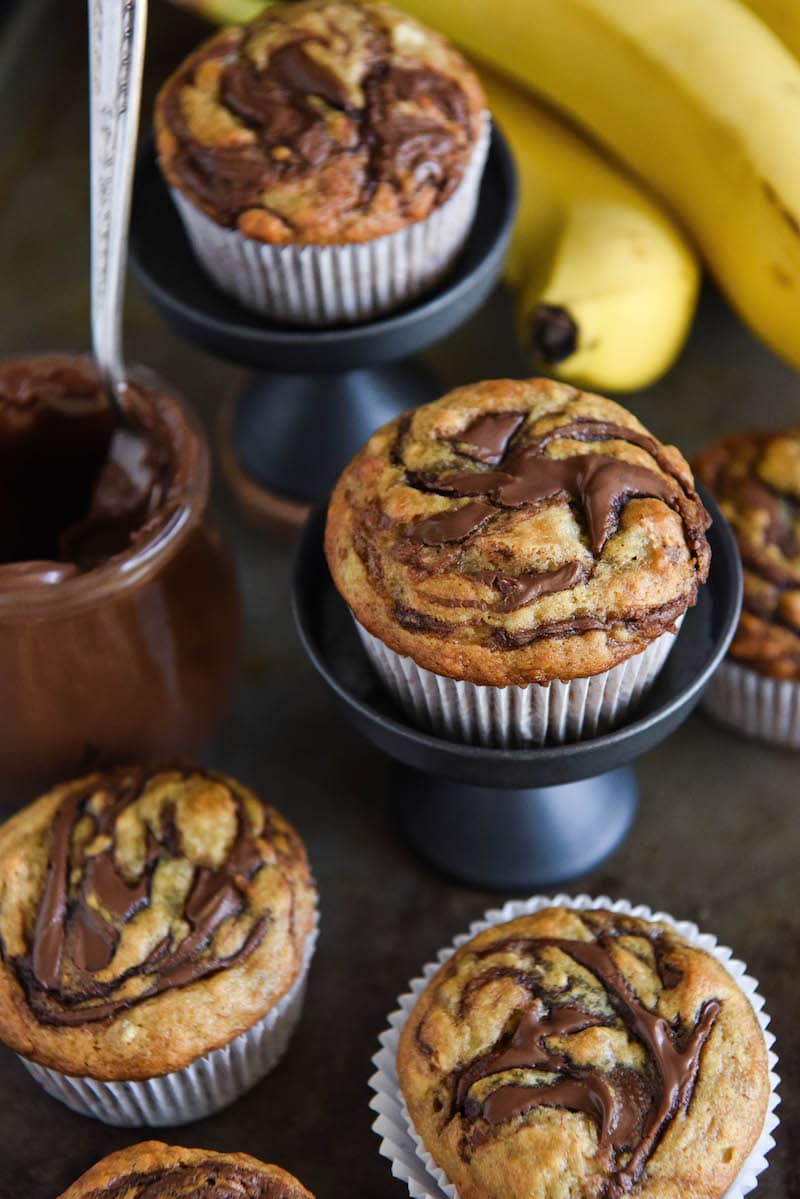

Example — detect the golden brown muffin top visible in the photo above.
[58,1141,314,1199]
[154,0,485,245]
[694,428,800,680]
[0,766,316,1079]
[326,379,711,686]
[398,907,769,1199]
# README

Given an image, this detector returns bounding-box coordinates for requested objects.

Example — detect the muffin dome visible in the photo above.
[326,378,711,686]
[694,428,800,680]
[0,766,316,1078]
[398,907,769,1199]
[58,1142,314,1199]
[155,0,486,245]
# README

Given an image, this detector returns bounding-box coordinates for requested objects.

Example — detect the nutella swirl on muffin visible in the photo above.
[326,378,711,686]
[14,768,272,1027]
[58,1142,314,1199]
[155,0,486,245]
[0,766,316,1082]
[694,428,800,680]
[398,907,769,1199]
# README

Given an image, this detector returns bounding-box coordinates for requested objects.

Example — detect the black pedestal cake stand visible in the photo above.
[129,130,517,526]
[293,490,742,890]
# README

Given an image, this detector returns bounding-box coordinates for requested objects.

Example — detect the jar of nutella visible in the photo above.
[0,355,241,802]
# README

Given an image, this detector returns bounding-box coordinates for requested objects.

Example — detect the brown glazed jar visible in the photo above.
[0,355,240,802]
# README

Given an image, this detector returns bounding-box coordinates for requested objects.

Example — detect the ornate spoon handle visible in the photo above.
[88,0,148,403]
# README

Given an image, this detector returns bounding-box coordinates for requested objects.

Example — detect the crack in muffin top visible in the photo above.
[58,1142,314,1199]
[694,428,800,680]
[0,767,316,1079]
[397,907,769,1199]
[154,0,486,244]
[325,379,711,686]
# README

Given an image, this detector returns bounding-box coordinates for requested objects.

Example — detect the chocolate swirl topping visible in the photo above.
[156,1,483,240]
[469,560,587,615]
[410,416,706,559]
[6,768,271,1027]
[77,1161,296,1199]
[448,917,720,1197]
[399,412,710,631]
[694,429,800,679]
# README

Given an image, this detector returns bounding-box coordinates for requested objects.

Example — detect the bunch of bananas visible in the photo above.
[170,0,800,391]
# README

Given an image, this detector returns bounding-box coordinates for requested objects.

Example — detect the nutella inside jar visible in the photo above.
[0,356,185,583]
[0,354,238,804]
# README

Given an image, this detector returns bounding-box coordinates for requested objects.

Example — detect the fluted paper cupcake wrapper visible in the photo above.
[354,614,684,747]
[702,658,800,749]
[168,118,489,326]
[369,894,780,1199]
[18,917,318,1128]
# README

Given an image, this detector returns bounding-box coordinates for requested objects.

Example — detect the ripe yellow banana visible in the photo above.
[170,0,268,23]
[740,0,800,60]
[484,73,699,392]
[397,0,800,373]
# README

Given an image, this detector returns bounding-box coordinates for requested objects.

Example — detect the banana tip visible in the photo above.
[529,303,579,365]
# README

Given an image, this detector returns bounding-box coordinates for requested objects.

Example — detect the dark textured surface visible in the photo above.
[0,4,796,1198]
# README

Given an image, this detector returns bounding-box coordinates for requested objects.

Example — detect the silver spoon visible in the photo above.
[88,0,149,439]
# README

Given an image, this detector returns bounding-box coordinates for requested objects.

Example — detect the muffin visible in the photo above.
[0,765,317,1126]
[396,904,773,1199]
[694,428,800,747]
[59,1142,314,1199]
[325,377,711,746]
[154,0,488,325]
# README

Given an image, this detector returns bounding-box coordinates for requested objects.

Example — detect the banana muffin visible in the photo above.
[694,429,800,745]
[154,0,488,322]
[397,906,770,1199]
[325,377,711,744]
[59,1142,314,1199]
[0,765,317,1124]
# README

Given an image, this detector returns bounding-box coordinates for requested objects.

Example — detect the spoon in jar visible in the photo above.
[88,0,151,474]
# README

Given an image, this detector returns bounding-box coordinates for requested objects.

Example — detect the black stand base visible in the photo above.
[294,496,742,891]
[393,765,638,890]
[232,362,438,504]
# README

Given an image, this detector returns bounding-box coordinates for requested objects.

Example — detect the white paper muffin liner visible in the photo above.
[18,916,318,1127]
[702,658,800,749]
[369,894,780,1199]
[168,117,490,326]
[355,614,684,747]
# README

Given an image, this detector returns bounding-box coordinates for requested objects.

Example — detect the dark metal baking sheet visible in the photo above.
[0,6,794,1196]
